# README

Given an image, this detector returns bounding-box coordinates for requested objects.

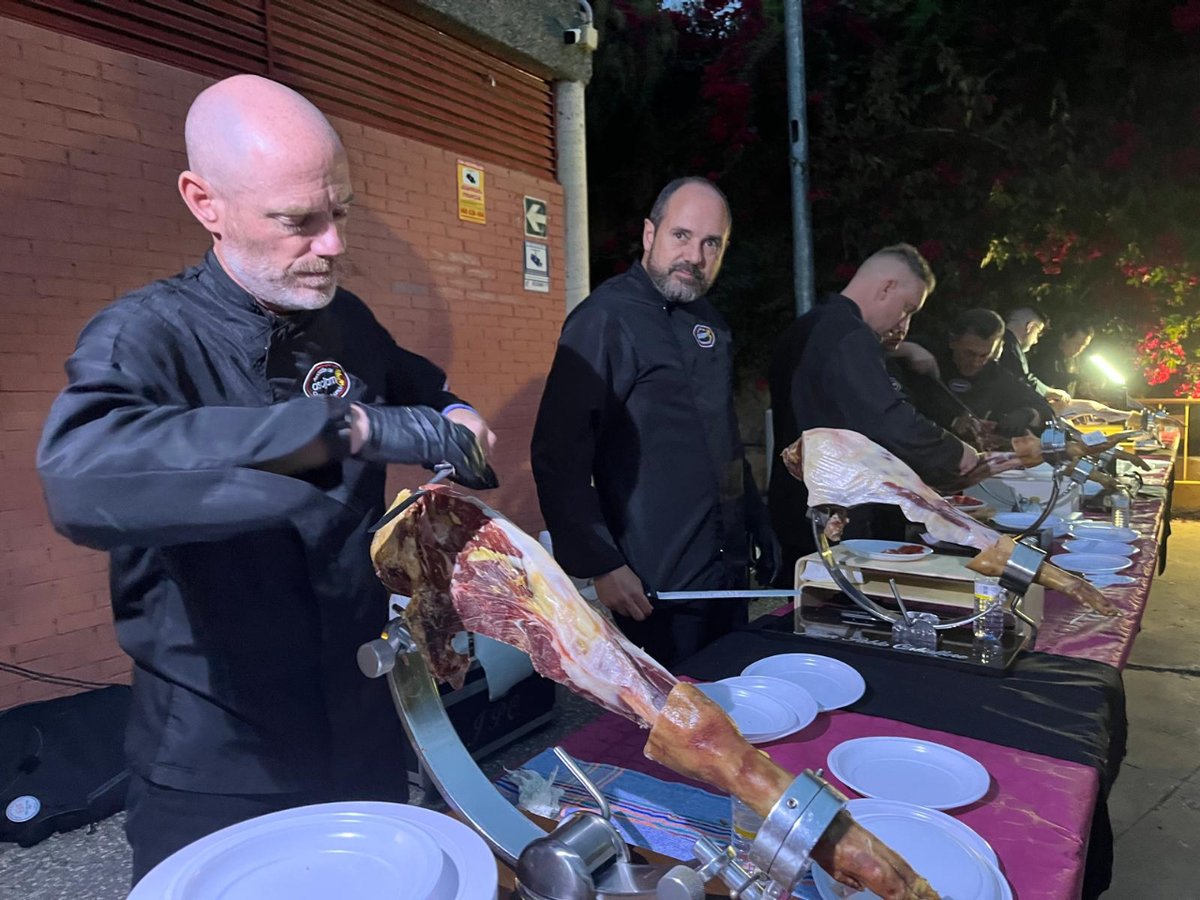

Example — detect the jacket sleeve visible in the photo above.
[903,369,973,430]
[810,329,966,485]
[37,307,349,551]
[530,305,631,579]
[995,366,1057,423]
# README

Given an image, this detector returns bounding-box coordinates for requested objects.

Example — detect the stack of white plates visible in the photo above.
[1052,553,1133,575]
[812,798,1010,900]
[695,680,815,743]
[713,675,819,741]
[826,737,990,810]
[741,653,866,711]
[1069,523,1138,542]
[129,802,498,900]
[1065,539,1138,556]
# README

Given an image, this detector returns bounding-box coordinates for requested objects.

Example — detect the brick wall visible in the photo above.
[0,15,565,710]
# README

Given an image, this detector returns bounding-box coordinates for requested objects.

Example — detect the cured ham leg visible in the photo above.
[371,485,938,900]
[788,429,1116,615]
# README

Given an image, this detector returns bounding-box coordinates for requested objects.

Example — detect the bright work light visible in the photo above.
[1089,353,1126,385]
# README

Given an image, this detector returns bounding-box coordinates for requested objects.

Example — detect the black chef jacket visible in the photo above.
[913,341,1055,437]
[37,252,464,797]
[999,329,1053,395]
[885,356,973,433]
[531,262,763,596]
[1029,343,1079,395]
[768,294,964,571]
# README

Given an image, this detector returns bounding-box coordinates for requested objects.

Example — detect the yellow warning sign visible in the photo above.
[457,160,486,224]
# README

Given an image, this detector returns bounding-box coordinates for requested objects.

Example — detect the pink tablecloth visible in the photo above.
[1033,447,1174,668]
[560,707,1098,900]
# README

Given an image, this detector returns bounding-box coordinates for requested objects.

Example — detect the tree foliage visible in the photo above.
[585,0,1200,393]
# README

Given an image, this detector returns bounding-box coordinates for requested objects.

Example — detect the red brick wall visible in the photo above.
[0,16,564,710]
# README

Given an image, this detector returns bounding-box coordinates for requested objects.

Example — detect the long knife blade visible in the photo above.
[367,462,455,534]
[651,589,805,601]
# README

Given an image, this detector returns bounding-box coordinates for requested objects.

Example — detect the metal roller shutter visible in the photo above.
[0,0,555,177]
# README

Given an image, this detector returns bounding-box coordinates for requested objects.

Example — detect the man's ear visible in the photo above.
[178,170,222,236]
[641,217,656,260]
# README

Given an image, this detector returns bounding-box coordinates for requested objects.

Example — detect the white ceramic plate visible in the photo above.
[838,539,934,562]
[1089,574,1137,588]
[991,511,1064,532]
[1069,523,1138,542]
[742,654,867,711]
[129,802,497,900]
[827,736,990,810]
[1066,539,1139,556]
[1053,553,1133,575]
[718,675,819,738]
[695,682,799,742]
[813,798,1010,900]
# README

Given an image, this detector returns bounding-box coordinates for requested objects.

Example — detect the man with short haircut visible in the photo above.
[1000,307,1070,403]
[768,245,1016,580]
[911,308,1055,437]
[38,74,497,882]
[532,177,776,668]
[1030,320,1095,396]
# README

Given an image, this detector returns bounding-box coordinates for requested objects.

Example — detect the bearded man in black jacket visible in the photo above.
[532,177,776,668]
[37,75,497,883]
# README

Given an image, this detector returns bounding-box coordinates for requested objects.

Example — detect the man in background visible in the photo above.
[911,308,1055,437]
[1031,319,1095,397]
[532,177,776,668]
[1000,307,1071,403]
[768,245,1016,582]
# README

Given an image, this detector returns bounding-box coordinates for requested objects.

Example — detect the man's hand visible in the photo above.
[962,451,1023,485]
[1045,388,1071,406]
[594,565,653,621]
[889,341,941,378]
[445,407,498,457]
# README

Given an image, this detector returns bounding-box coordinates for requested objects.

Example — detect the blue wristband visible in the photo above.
[441,403,476,416]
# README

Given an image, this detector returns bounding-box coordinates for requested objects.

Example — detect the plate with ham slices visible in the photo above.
[837,540,933,562]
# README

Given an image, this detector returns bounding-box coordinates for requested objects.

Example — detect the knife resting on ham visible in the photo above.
[371,484,938,900]
[786,428,1117,615]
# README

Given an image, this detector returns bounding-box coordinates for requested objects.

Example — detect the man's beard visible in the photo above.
[222,247,339,313]
[646,260,708,304]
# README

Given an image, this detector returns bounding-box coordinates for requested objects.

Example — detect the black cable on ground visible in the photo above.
[0,661,116,691]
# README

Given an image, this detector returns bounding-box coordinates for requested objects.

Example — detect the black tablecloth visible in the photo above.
[676,616,1128,898]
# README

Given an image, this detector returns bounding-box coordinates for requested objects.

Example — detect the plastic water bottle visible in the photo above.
[973,576,1006,641]
[730,796,760,864]
[730,796,789,898]
[1110,492,1131,529]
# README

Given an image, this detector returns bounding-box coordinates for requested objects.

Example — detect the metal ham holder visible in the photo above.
[804,505,1044,673]
[358,621,848,900]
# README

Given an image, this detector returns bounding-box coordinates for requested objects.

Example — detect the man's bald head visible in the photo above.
[185,74,344,192]
[841,243,936,336]
[178,75,353,313]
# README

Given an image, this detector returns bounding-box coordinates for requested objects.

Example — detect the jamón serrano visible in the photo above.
[370,484,938,900]
[787,429,1116,615]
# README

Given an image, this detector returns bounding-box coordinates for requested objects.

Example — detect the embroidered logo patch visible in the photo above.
[947,378,971,393]
[693,324,716,348]
[303,360,350,398]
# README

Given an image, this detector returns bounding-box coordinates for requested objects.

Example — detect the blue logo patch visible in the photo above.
[693,324,716,348]
[948,378,971,393]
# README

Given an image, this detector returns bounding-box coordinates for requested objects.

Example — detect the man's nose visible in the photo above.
[313,220,345,257]
[681,238,704,265]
